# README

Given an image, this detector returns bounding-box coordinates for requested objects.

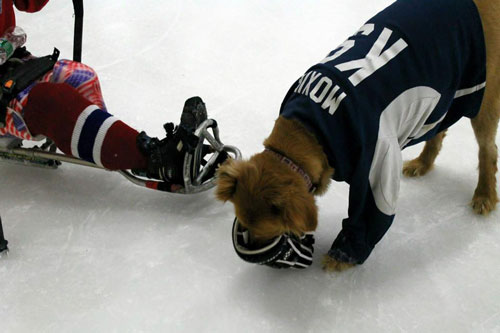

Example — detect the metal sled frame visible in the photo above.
[0,0,242,194]
[183,119,241,193]
[0,119,241,194]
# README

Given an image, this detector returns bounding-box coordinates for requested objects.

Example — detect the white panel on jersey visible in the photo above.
[369,137,402,216]
[369,86,441,216]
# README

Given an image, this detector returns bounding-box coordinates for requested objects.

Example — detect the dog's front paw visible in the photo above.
[471,194,498,215]
[402,158,433,177]
[322,254,355,272]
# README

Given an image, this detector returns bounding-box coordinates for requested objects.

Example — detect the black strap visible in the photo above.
[0,48,60,128]
[72,0,84,62]
[0,216,8,253]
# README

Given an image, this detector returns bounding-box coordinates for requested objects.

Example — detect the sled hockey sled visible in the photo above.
[0,0,242,195]
[0,116,242,194]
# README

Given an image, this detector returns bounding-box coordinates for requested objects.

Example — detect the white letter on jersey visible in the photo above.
[321,85,347,115]
[310,77,333,103]
[319,24,375,64]
[294,71,312,94]
[336,28,408,87]
[357,23,375,36]
[320,40,355,65]
[302,71,322,95]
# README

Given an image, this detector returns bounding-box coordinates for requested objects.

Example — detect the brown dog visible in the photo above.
[216,0,499,271]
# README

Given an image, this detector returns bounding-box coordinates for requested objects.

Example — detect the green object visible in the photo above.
[0,38,14,59]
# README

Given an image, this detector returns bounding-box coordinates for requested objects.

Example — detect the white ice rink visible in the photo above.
[1,0,500,332]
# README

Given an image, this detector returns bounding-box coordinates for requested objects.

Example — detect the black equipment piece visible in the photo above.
[72,0,84,62]
[0,216,8,253]
[232,218,315,269]
[134,97,231,191]
[0,48,60,128]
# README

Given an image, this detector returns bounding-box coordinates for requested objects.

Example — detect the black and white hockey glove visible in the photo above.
[232,217,314,269]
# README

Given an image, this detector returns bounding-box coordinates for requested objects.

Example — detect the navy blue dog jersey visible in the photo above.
[279,0,486,264]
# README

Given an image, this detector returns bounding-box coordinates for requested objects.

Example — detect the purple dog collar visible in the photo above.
[264,148,316,193]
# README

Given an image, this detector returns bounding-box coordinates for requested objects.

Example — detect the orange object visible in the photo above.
[4,80,14,89]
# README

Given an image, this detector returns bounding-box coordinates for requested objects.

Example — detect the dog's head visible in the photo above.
[215,153,318,243]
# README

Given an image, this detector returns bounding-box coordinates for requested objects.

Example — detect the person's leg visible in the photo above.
[23,82,147,171]
[49,59,107,111]
[1,59,107,142]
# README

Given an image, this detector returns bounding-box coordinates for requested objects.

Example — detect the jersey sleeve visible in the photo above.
[13,0,49,13]
[328,137,401,264]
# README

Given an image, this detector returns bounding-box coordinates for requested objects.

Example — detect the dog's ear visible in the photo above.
[215,159,240,202]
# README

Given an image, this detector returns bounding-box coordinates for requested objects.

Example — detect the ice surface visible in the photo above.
[1,0,499,332]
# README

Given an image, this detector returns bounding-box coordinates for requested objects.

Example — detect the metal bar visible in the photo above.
[72,0,84,62]
[0,145,103,169]
[117,170,150,187]
[222,145,243,160]
[1,119,243,195]
[194,151,220,185]
[0,216,8,253]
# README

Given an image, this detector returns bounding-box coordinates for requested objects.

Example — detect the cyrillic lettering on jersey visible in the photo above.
[335,28,408,86]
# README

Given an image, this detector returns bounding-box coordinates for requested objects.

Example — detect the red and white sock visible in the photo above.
[23,82,148,170]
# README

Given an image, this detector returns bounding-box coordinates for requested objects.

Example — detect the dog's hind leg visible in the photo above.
[403,130,447,177]
[469,0,500,215]
[470,93,500,215]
